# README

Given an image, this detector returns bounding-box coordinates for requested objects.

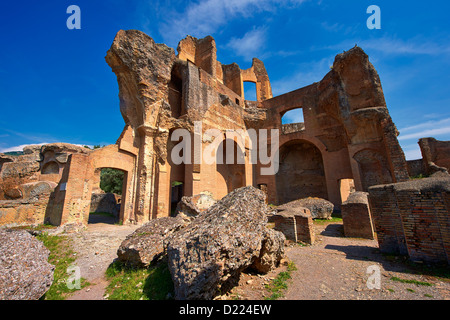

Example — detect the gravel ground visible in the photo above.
[283,222,450,300]
[226,221,450,300]
[66,219,139,300]
[64,218,449,300]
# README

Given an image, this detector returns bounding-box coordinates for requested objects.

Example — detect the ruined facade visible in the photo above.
[0,30,412,228]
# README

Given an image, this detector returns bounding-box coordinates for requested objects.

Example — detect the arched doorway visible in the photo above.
[276,139,328,205]
[89,167,125,224]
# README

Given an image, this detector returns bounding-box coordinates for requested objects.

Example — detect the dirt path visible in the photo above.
[65,219,449,300]
[229,221,450,300]
[66,220,139,300]
[283,222,450,300]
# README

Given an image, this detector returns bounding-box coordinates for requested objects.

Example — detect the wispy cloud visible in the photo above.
[398,117,450,141]
[1,128,57,145]
[226,27,267,60]
[322,36,450,57]
[282,108,304,124]
[270,56,334,96]
[0,143,95,154]
[320,21,357,36]
[0,143,49,153]
[152,0,308,46]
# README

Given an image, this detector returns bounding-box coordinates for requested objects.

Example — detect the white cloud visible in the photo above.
[226,27,267,60]
[154,0,308,46]
[322,36,450,57]
[0,143,49,153]
[270,56,334,96]
[398,118,450,141]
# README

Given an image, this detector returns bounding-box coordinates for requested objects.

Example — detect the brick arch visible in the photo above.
[50,144,137,226]
[90,145,137,224]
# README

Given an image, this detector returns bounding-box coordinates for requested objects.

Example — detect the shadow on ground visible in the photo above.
[319,224,344,237]
[88,213,119,225]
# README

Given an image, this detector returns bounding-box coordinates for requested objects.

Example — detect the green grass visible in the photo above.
[390,276,433,287]
[313,216,343,225]
[37,233,90,300]
[105,259,174,300]
[11,223,57,232]
[264,261,297,300]
[409,174,429,180]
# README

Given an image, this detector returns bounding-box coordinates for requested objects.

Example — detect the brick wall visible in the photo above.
[407,159,425,177]
[268,209,315,244]
[368,177,450,264]
[341,192,375,239]
[419,138,450,173]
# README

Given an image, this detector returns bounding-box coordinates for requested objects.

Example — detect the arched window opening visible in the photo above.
[243,81,257,101]
[281,108,304,125]
[89,168,125,224]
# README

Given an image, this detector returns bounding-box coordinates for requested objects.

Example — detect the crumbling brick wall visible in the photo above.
[419,138,450,174]
[368,177,450,264]
[268,209,315,244]
[341,192,375,239]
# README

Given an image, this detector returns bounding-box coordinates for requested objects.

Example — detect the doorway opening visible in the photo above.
[88,168,124,224]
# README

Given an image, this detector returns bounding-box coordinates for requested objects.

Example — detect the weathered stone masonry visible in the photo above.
[1,30,412,229]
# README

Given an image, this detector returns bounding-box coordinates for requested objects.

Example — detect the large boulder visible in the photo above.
[166,186,285,300]
[117,216,188,268]
[0,229,54,300]
[278,197,334,220]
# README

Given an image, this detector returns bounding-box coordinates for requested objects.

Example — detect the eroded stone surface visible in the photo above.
[166,186,282,300]
[117,216,188,267]
[0,229,54,300]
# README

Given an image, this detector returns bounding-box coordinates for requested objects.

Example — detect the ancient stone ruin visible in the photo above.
[1,28,450,300]
[0,31,415,228]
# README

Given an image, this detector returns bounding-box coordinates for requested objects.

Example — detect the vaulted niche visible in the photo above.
[276,140,327,205]
[41,161,60,175]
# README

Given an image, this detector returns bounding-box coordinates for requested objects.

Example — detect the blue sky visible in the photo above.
[0,1,449,160]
